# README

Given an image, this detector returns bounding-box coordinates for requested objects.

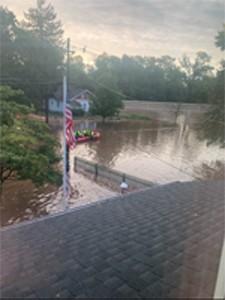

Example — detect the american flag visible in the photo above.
[65,104,75,199]
[66,104,76,148]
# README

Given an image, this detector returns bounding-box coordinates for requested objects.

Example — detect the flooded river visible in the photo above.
[74,119,224,184]
[1,116,224,226]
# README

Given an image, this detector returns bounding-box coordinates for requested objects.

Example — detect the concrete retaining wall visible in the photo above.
[122,100,210,123]
[74,156,154,192]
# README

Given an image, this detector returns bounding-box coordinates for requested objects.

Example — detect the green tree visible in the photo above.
[156,56,186,102]
[90,75,124,121]
[70,56,92,90]
[201,26,225,146]
[91,53,205,103]
[210,26,225,121]
[0,85,30,106]
[0,5,64,116]
[215,24,225,50]
[15,29,63,112]
[180,52,214,103]
[0,7,24,82]
[23,0,63,46]
[0,86,61,185]
[22,0,64,122]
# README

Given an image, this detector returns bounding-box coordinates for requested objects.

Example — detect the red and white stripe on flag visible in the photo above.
[64,103,75,199]
[66,104,76,148]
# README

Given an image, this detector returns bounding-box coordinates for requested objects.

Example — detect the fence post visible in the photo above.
[74,156,77,172]
[95,163,98,181]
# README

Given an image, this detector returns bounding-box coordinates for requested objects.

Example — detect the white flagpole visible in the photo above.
[62,38,71,210]
[63,73,68,210]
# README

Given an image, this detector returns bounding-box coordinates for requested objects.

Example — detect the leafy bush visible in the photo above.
[0,88,61,185]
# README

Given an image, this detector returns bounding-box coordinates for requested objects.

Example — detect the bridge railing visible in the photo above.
[74,156,155,192]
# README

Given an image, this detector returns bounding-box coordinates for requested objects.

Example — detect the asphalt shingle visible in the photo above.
[0,180,224,298]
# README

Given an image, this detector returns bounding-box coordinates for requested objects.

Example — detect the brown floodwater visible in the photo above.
[74,118,225,184]
[1,115,224,227]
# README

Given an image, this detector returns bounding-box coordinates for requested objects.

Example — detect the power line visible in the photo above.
[69,45,129,98]
[72,47,96,57]
[2,42,224,113]
[71,44,103,57]
[88,77,127,98]
[1,76,225,122]
[0,76,128,97]
[137,148,200,180]
[0,78,61,85]
[1,76,224,123]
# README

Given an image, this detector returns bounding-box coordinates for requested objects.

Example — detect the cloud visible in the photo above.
[2,0,224,65]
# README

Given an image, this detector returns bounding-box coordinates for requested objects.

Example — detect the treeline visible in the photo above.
[1,0,224,187]
[88,52,215,103]
[0,1,64,112]
[1,1,224,109]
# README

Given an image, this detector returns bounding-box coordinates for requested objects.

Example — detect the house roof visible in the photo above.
[72,88,94,99]
[53,86,94,102]
[1,180,224,298]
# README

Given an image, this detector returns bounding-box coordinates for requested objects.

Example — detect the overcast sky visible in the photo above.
[2,0,224,66]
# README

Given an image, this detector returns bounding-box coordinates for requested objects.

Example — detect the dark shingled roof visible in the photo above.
[1,180,224,298]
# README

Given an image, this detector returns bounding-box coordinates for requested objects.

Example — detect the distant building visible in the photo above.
[48,87,94,113]
[48,97,64,113]
[70,89,93,113]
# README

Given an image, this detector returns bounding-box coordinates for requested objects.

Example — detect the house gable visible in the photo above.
[71,89,94,101]
[48,87,94,113]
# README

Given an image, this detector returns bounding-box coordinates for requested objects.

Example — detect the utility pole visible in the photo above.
[62,38,70,209]
[66,38,70,176]
[67,38,70,95]
[63,66,68,209]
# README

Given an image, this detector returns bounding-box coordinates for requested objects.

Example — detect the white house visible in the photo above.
[48,87,94,113]
[48,97,63,113]
[70,89,94,113]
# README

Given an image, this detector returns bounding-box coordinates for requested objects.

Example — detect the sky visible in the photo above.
[2,0,224,66]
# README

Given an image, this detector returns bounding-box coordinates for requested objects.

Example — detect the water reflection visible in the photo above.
[0,180,56,226]
[75,119,225,183]
[198,120,225,147]
[194,160,225,180]
[2,117,224,226]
